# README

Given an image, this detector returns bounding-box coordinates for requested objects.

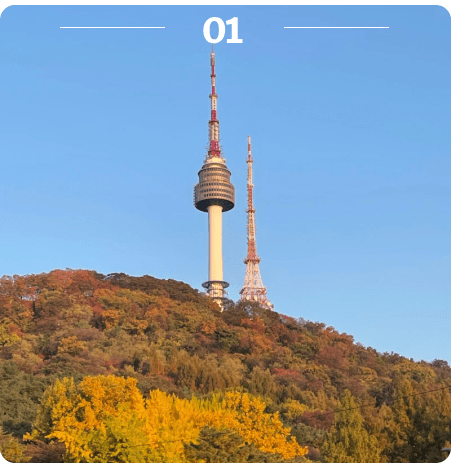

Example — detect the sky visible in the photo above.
[0,5,450,363]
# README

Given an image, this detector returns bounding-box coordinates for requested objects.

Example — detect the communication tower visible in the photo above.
[240,137,273,310]
[194,49,235,307]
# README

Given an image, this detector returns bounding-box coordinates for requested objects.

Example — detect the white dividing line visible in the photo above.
[60,26,165,29]
[284,26,389,28]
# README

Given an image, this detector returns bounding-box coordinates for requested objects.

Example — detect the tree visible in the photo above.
[203,391,308,460]
[77,410,153,463]
[27,376,308,463]
[0,431,30,463]
[321,390,381,463]
[247,367,277,398]
[184,427,282,463]
[0,361,49,437]
[25,375,149,463]
[6,269,451,463]
[382,377,451,463]
[24,441,65,463]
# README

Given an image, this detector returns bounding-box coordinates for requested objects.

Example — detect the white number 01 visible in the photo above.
[203,17,243,44]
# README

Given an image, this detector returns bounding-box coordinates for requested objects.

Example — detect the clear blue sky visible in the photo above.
[0,6,450,363]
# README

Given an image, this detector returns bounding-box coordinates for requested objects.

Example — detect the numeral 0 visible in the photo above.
[203,17,243,44]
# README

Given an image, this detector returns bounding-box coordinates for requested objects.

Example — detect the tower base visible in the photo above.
[202,280,230,310]
[240,261,273,310]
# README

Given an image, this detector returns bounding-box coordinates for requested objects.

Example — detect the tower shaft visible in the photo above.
[194,50,235,308]
[240,137,273,310]
[208,204,223,282]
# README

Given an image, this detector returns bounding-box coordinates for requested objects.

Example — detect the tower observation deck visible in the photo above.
[194,49,235,307]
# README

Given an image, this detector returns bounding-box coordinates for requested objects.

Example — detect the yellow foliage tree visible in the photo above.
[143,390,205,463]
[0,320,20,347]
[202,391,307,459]
[27,376,308,463]
[26,376,147,462]
[0,431,30,463]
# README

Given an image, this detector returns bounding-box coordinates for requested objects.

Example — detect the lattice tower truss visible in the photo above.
[239,137,273,310]
[194,49,235,308]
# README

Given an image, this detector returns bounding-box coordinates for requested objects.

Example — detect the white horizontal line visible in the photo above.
[284,26,389,29]
[60,26,165,29]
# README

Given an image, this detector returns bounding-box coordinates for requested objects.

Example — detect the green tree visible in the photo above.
[382,377,451,463]
[247,367,277,398]
[0,362,49,437]
[322,390,380,463]
[184,427,284,463]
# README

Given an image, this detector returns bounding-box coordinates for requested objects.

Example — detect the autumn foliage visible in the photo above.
[25,375,306,462]
[0,269,451,462]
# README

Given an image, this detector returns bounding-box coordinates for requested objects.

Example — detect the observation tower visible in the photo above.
[194,49,235,307]
[240,137,273,310]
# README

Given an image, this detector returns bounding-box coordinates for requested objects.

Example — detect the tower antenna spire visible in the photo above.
[240,136,273,310]
[194,49,235,309]
[208,45,221,158]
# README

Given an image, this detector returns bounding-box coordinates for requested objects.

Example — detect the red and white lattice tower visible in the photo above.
[239,137,273,310]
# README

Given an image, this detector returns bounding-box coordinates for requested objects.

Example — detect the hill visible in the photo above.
[1,269,450,462]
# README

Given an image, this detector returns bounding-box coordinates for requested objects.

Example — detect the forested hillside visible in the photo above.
[0,269,450,462]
